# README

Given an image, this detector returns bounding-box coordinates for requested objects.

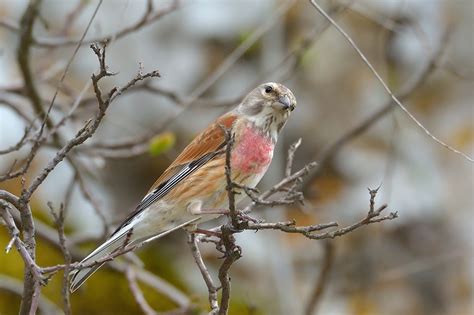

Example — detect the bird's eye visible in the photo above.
[264,85,273,93]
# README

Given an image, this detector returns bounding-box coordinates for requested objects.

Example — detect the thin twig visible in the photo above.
[304,241,334,315]
[187,234,219,314]
[126,267,158,315]
[17,0,48,125]
[309,0,473,162]
[20,43,160,202]
[0,275,62,315]
[285,138,302,177]
[47,202,72,315]
[307,22,455,182]
[45,0,103,136]
[122,0,297,149]
[1,0,179,48]
[0,201,42,315]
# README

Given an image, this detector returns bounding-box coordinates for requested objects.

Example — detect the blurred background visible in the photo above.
[0,0,473,314]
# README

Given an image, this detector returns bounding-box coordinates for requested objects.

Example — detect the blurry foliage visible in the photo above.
[452,125,474,149]
[0,227,193,314]
[148,131,176,157]
[237,30,262,58]
[70,268,174,314]
[0,231,24,314]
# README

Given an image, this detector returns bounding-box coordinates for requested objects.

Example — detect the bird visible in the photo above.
[70,82,296,292]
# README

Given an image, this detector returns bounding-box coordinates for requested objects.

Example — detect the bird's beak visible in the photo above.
[274,94,294,111]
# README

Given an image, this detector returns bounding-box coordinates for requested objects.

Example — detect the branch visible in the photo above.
[2,0,101,184]
[242,161,318,213]
[65,0,296,160]
[136,0,297,144]
[198,123,244,315]
[1,0,179,48]
[308,0,473,162]
[47,202,72,315]
[5,207,191,308]
[188,137,397,314]
[267,1,351,82]
[217,227,241,315]
[0,275,62,315]
[16,0,48,125]
[187,234,219,314]
[243,188,397,240]
[0,125,34,155]
[304,241,334,315]
[43,0,103,137]
[2,0,56,185]
[223,126,238,227]
[126,267,158,315]
[74,168,109,235]
[285,138,302,177]
[0,201,42,315]
[20,43,160,202]
[1,38,162,313]
[306,20,457,182]
[0,97,34,124]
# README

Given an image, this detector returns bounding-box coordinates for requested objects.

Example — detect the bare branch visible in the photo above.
[187,234,219,313]
[307,21,457,182]
[0,275,62,315]
[285,138,302,177]
[0,124,45,182]
[44,0,103,136]
[138,0,297,143]
[217,228,241,315]
[0,125,32,155]
[244,220,338,235]
[2,0,102,184]
[20,43,160,202]
[47,202,72,315]
[0,201,42,315]
[308,0,473,162]
[17,0,48,125]
[74,169,109,235]
[0,97,34,124]
[214,123,243,314]
[223,126,238,227]
[242,188,397,241]
[304,241,334,315]
[0,0,179,48]
[4,205,191,308]
[268,1,352,82]
[126,267,158,315]
[68,0,295,160]
[242,161,318,214]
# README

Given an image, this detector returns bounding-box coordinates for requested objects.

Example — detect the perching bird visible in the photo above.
[70,82,296,292]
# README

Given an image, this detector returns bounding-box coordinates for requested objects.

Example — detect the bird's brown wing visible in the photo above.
[111,113,237,235]
[150,113,236,190]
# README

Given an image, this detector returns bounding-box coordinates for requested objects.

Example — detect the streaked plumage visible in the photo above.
[70,82,296,292]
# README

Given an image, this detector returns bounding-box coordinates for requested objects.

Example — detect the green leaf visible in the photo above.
[149,132,176,157]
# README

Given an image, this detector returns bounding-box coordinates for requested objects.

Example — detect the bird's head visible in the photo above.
[237,82,296,140]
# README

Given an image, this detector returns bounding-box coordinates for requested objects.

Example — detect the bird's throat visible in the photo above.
[231,125,274,174]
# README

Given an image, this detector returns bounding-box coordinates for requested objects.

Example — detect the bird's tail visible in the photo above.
[69,217,200,293]
[69,225,135,293]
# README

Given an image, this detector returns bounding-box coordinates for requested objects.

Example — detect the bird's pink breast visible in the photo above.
[232,126,274,174]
